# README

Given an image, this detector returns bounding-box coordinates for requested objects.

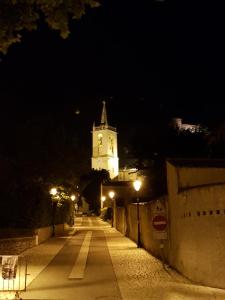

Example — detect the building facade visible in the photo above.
[172,118,201,133]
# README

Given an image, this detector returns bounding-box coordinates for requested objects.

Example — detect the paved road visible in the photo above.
[16,216,225,300]
[22,217,121,300]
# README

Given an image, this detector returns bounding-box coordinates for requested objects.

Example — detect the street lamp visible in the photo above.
[133,179,142,248]
[70,195,76,225]
[108,191,115,227]
[71,194,76,201]
[50,188,57,196]
[49,187,58,237]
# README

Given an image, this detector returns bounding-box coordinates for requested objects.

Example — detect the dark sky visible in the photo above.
[0,0,225,133]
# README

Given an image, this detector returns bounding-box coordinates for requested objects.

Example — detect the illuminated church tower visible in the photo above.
[91,101,119,179]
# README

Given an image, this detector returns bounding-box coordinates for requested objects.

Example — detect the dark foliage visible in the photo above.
[0,111,85,229]
[0,0,100,54]
[81,169,110,214]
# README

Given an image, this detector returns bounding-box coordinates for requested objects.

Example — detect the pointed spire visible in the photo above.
[101,101,108,126]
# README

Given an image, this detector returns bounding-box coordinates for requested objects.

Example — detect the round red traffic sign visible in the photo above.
[152,215,167,231]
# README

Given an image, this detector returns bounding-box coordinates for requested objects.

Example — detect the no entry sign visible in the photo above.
[152,215,167,231]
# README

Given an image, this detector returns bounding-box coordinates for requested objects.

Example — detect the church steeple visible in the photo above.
[100,101,108,126]
[91,101,118,179]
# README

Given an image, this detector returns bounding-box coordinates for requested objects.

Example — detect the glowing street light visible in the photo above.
[109,191,115,199]
[133,180,142,192]
[50,187,57,196]
[71,195,76,201]
[109,191,115,227]
[133,179,142,248]
[70,194,76,225]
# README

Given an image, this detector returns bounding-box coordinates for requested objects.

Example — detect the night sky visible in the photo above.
[0,1,225,149]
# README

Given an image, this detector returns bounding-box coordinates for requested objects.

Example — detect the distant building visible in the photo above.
[117,167,138,181]
[172,118,201,133]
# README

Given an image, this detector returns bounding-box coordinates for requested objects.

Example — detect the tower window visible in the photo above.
[98,134,103,146]
[109,136,114,154]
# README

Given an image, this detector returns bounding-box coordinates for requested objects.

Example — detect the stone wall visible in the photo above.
[35,226,52,244]
[167,160,225,289]
[0,237,36,255]
[0,223,67,255]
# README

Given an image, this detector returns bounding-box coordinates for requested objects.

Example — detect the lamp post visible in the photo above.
[50,187,58,237]
[71,194,76,201]
[71,194,76,225]
[108,191,115,227]
[133,179,142,248]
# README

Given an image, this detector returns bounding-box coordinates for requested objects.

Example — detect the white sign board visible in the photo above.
[151,200,167,240]
[2,256,18,280]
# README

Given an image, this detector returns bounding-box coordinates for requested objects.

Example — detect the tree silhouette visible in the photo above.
[0,0,100,54]
[81,169,110,214]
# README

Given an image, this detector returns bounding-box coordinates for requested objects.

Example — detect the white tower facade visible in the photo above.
[91,101,119,179]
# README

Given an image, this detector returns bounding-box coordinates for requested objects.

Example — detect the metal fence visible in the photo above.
[0,255,27,294]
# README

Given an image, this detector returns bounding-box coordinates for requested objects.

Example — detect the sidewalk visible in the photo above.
[4,218,225,300]
[104,223,225,300]
[0,233,74,300]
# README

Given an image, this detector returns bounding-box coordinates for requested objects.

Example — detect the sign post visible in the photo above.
[152,214,167,240]
[152,215,167,231]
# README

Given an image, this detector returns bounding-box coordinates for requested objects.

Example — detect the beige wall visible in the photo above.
[36,224,66,244]
[116,198,169,262]
[102,183,136,230]
[36,226,52,244]
[114,161,225,289]
[140,202,169,261]
[167,161,225,288]
[177,167,225,190]
[116,207,126,235]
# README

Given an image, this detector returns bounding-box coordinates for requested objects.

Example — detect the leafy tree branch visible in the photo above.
[0,0,100,54]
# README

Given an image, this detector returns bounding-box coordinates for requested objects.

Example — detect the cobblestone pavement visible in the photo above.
[104,225,225,300]
[2,217,225,300]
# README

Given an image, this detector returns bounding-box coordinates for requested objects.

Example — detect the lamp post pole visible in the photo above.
[50,188,58,237]
[52,201,57,237]
[136,191,140,248]
[133,180,142,248]
[109,191,115,228]
[71,195,76,225]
